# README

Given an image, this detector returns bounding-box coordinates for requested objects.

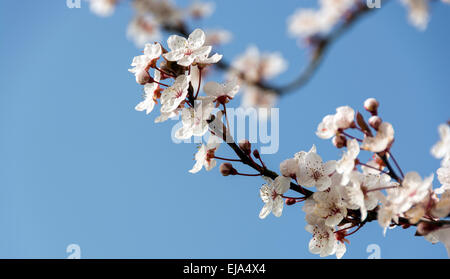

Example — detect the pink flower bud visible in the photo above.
[285,198,296,206]
[364,98,379,115]
[136,69,151,85]
[220,163,237,176]
[252,149,260,159]
[369,116,382,130]
[332,135,347,149]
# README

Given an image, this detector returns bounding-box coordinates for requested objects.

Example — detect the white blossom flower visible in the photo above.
[316,115,338,139]
[396,172,434,213]
[127,15,161,48]
[188,1,215,18]
[133,0,182,26]
[89,0,116,17]
[296,148,336,191]
[259,176,291,219]
[424,226,450,257]
[280,145,317,178]
[175,98,214,139]
[316,106,354,139]
[230,46,287,82]
[336,139,360,184]
[129,43,162,84]
[431,123,450,165]
[401,0,430,30]
[361,122,395,152]
[203,79,239,105]
[287,0,356,38]
[160,74,190,113]
[189,135,221,173]
[193,53,223,67]
[431,190,450,218]
[436,164,450,194]
[205,29,232,46]
[135,71,161,114]
[154,110,178,123]
[343,171,389,221]
[377,172,433,230]
[312,186,347,227]
[163,28,212,67]
[288,9,326,38]
[305,218,346,258]
[241,86,278,109]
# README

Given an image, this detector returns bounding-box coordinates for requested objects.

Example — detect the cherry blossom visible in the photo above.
[296,148,336,191]
[135,71,161,115]
[127,15,161,48]
[316,106,355,139]
[336,139,360,184]
[312,186,347,227]
[203,79,239,106]
[160,74,190,113]
[188,1,215,19]
[205,29,232,46]
[361,122,395,152]
[401,0,430,30]
[230,46,287,83]
[89,0,116,17]
[163,29,213,67]
[431,123,450,165]
[305,217,346,259]
[175,98,214,139]
[259,176,291,219]
[189,135,222,174]
[424,227,450,257]
[129,43,162,84]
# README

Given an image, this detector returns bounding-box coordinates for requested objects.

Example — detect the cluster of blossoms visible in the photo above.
[129,28,243,173]
[88,0,231,48]
[227,46,288,109]
[288,0,450,40]
[260,99,450,258]
[129,29,450,258]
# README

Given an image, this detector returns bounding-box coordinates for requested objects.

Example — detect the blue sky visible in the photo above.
[0,0,449,258]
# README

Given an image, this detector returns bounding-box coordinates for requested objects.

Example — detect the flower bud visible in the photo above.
[136,69,151,85]
[219,163,237,176]
[285,198,296,206]
[369,116,382,130]
[332,135,347,149]
[364,98,379,115]
[239,139,252,155]
[252,149,260,159]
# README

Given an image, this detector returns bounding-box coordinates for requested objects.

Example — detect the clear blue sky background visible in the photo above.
[0,0,449,259]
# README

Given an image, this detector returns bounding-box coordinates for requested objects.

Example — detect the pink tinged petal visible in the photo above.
[175,126,193,140]
[260,185,271,203]
[323,160,337,175]
[315,176,331,191]
[187,28,206,49]
[203,81,222,97]
[308,238,321,255]
[259,202,272,219]
[274,176,291,194]
[163,50,185,62]
[177,55,195,67]
[189,161,203,173]
[325,213,343,227]
[205,159,216,171]
[272,196,284,217]
[335,242,347,259]
[193,45,212,57]
[167,34,187,51]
